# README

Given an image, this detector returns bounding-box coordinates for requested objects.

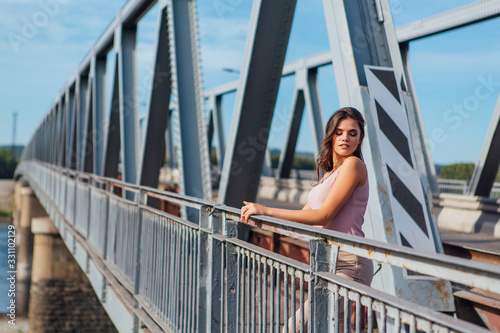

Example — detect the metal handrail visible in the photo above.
[16,160,498,332]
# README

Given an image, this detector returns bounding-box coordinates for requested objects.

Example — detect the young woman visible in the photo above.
[240,107,373,329]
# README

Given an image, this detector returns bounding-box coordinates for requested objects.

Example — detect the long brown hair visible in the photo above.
[316,107,365,181]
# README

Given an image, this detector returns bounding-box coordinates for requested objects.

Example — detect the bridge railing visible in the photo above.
[16,161,499,332]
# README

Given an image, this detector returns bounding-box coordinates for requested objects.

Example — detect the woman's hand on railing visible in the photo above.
[240,201,269,223]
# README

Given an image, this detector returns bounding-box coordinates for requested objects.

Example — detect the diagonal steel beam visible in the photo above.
[278,87,305,179]
[396,0,500,43]
[469,95,500,196]
[103,56,121,179]
[138,6,172,188]
[93,55,107,176]
[171,0,212,201]
[116,24,140,184]
[218,0,298,207]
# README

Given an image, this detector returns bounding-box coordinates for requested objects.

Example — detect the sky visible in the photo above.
[1,0,499,166]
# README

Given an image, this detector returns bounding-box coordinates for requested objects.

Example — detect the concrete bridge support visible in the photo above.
[28,217,117,333]
[15,183,47,317]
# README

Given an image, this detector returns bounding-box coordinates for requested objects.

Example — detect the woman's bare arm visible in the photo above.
[240,157,366,225]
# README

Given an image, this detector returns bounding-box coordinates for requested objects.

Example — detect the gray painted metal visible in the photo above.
[396,0,500,43]
[469,95,500,196]
[117,25,140,185]
[82,77,94,174]
[77,76,89,172]
[67,86,77,170]
[278,67,325,179]
[56,102,64,167]
[304,68,325,159]
[102,56,121,179]
[93,56,107,176]
[218,0,298,207]
[278,88,305,179]
[138,7,172,188]
[171,0,212,201]
[15,161,500,333]
[208,95,225,172]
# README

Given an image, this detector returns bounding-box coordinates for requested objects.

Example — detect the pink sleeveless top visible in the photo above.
[308,166,369,237]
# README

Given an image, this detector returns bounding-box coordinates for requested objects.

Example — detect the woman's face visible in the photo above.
[332,117,361,158]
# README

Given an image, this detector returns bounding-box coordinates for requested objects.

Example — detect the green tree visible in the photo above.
[0,148,18,179]
[439,163,475,181]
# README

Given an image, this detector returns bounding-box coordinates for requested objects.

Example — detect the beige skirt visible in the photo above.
[335,250,374,286]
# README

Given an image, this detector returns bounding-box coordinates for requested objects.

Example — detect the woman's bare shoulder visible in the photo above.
[339,157,367,185]
[342,156,365,170]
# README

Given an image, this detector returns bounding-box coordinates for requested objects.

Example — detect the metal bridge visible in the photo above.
[14,0,500,331]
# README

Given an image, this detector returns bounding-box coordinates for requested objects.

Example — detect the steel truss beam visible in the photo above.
[217,0,298,207]
[397,0,500,42]
[117,24,140,184]
[469,95,500,196]
[170,0,212,201]
[278,68,324,179]
[103,57,121,179]
[207,95,225,172]
[138,7,172,188]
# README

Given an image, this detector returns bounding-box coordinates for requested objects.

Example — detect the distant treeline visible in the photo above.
[0,148,18,179]
[438,163,500,182]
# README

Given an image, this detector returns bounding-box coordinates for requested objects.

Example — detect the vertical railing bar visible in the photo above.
[257,255,262,333]
[263,257,268,333]
[380,303,386,333]
[157,214,164,314]
[155,213,161,313]
[270,260,275,333]
[394,308,401,333]
[187,228,192,332]
[241,249,246,333]
[186,228,193,333]
[410,314,416,333]
[177,223,183,331]
[276,263,281,333]
[291,268,296,333]
[180,226,188,332]
[143,212,149,306]
[180,225,187,330]
[344,288,350,333]
[160,215,166,317]
[151,212,157,312]
[173,223,180,330]
[156,214,162,319]
[246,251,251,333]
[334,284,340,333]
[367,298,373,333]
[284,266,289,333]
[190,228,196,333]
[182,226,188,331]
[355,293,361,333]
[299,273,304,333]
[252,254,256,333]
[236,248,241,333]
[185,227,190,332]
[166,220,173,326]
